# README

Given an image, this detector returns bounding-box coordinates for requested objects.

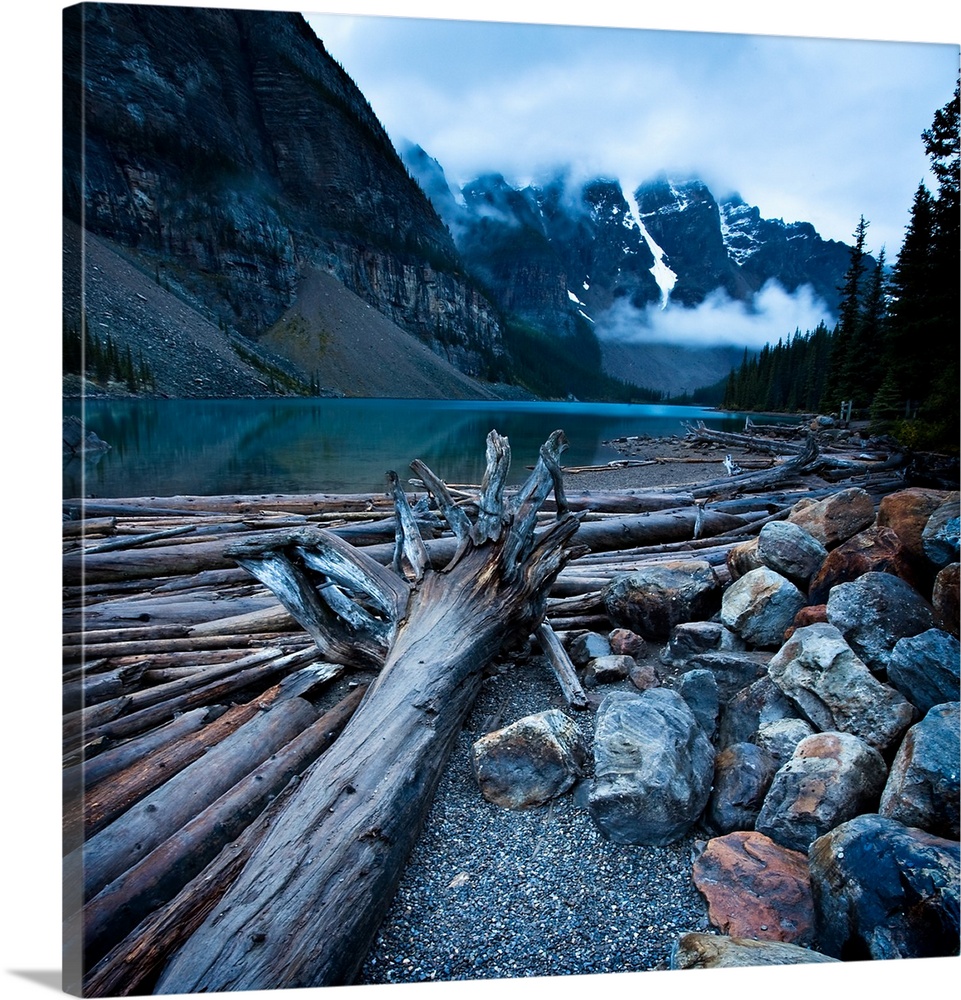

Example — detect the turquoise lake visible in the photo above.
[63,398,777,499]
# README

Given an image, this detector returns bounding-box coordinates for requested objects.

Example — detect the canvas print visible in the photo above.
[62,1,960,996]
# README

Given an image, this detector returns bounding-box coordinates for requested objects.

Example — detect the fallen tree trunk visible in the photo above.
[152,430,582,994]
[75,684,368,970]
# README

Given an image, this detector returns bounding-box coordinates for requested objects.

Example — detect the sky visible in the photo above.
[300,4,958,346]
[301,8,958,260]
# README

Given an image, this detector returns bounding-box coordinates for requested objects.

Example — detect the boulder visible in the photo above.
[691,830,815,945]
[767,622,916,754]
[670,932,838,969]
[603,560,722,642]
[682,650,771,702]
[756,520,827,590]
[754,717,816,769]
[922,494,960,569]
[786,487,876,549]
[568,631,611,667]
[717,676,799,749]
[471,709,588,810]
[932,562,960,636]
[660,621,745,666]
[879,702,960,840]
[583,654,633,687]
[826,572,937,674]
[809,813,961,960]
[755,731,887,852]
[677,668,719,741]
[886,628,961,716]
[719,566,806,649]
[608,627,646,659]
[704,743,778,834]
[807,525,919,605]
[877,487,951,566]
[726,537,763,582]
[588,689,714,845]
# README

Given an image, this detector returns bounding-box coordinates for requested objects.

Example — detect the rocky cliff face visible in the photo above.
[63,3,503,379]
[405,154,860,329]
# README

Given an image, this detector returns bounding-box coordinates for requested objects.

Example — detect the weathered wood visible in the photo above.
[77,684,368,971]
[62,516,117,538]
[66,691,322,908]
[74,646,321,751]
[63,664,145,714]
[535,622,589,709]
[82,525,198,554]
[77,772,303,998]
[154,431,582,993]
[77,683,292,841]
[63,707,215,790]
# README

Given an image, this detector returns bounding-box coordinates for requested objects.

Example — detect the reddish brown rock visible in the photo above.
[784,604,828,640]
[787,487,875,549]
[878,488,951,562]
[932,562,959,637]
[691,830,815,945]
[609,627,647,659]
[628,660,659,691]
[808,525,920,605]
[726,537,762,582]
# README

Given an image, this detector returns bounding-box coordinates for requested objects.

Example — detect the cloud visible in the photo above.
[595,281,834,350]
[304,12,958,256]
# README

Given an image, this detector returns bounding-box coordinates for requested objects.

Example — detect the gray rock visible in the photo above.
[660,620,745,666]
[809,813,961,960]
[670,932,838,969]
[677,668,719,741]
[471,709,588,810]
[568,632,611,667]
[705,742,778,834]
[717,676,799,749]
[755,731,887,852]
[887,628,961,715]
[683,650,771,702]
[603,560,722,642]
[584,654,633,687]
[922,494,960,568]
[589,688,715,845]
[754,717,816,768]
[756,520,828,589]
[768,622,917,753]
[826,571,936,674]
[720,566,806,648]
[879,701,960,840]
[786,486,876,549]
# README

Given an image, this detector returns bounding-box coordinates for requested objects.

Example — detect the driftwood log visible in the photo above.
[152,430,583,992]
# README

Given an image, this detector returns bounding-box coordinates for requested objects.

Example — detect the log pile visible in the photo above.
[62,424,915,995]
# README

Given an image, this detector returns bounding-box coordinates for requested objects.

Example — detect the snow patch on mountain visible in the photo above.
[624,186,676,310]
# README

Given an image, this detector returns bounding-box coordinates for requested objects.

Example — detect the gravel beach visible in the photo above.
[358,659,711,986]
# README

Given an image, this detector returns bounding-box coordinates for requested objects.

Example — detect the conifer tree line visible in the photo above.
[723,81,959,450]
[63,314,156,393]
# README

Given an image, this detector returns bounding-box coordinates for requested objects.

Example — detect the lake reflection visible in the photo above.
[63,398,770,499]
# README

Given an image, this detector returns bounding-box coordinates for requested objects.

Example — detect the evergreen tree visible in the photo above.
[823,216,870,411]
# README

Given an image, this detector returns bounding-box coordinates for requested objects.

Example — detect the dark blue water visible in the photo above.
[63,398,775,499]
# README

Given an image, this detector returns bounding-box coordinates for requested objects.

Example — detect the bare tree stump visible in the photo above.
[153,430,582,993]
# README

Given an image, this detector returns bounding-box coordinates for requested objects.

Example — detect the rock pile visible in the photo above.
[471,486,960,968]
